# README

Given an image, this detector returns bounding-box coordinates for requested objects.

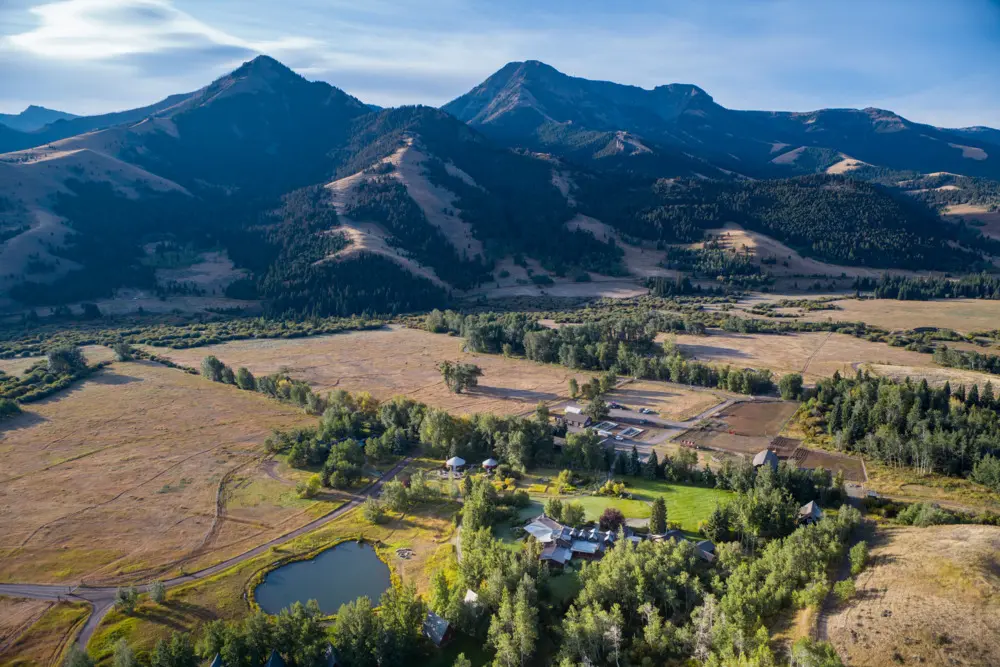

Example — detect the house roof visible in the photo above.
[570,540,601,554]
[662,529,686,542]
[423,611,451,646]
[524,523,555,543]
[540,544,572,564]
[798,500,824,521]
[752,449,779,469]
[210,655,224,667]
[696,540,715,553]
[563,412,591,425]
[534,515,563,530]
[464,589,480,604]
[695,547,716,563]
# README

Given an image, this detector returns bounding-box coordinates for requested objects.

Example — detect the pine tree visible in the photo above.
[650,496,667,534]
[643,451,659,479]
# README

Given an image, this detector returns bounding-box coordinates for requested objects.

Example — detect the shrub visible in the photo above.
[562,501,586,528]
[833,578,856,603]
[896,502,955,527]
[0,398,21,421]
[849,541,869,576]
[363,498,388,524]
[114,586,139,614]
[149,580,166,604]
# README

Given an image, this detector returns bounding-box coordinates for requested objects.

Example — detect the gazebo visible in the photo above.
[482,457,499,472]
[445,456,466,471]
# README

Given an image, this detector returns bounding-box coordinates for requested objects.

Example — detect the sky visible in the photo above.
[1,0,999,128]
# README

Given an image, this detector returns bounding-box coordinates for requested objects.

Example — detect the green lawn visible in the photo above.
[516,476,731,534]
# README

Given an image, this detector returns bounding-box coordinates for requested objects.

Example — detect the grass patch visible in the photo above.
[2,601,89,667]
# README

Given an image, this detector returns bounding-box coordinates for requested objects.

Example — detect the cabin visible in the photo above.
[752,449,779,470]
[423,611,455,647]
[560,412,592,428]
[798,500,824,525]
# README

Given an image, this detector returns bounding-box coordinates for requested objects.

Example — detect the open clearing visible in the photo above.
[608,380,727,421]
[826,525,1000,666]
[664,329,995,386]
[144,326,600,416]
[0,361,318,585]
[793,298,1000,334]
[944,204,1000,241]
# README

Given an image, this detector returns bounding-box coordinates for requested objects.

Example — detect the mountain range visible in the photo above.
[0,56,998,317]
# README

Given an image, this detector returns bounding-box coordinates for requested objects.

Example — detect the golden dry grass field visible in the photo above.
[143,326,600,417]
[794,298,1000,334]
[0,345,115,376]
[0,596,52,649]
[663,330,997,386]
[825,525,1000,666]
[0,361,322,585]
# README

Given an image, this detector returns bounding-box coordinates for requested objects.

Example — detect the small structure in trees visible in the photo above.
[752,449,779,470]
[798,500,824,525]
[481,457,499,472]
[445,456,466,472]
[422,611,454,646]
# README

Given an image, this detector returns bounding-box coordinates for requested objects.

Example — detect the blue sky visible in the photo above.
[1,0,998,128]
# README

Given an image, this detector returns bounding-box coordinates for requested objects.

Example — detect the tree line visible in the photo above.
[853,272,1000,301]
[805,369,1000,476]
[426,310,775,395]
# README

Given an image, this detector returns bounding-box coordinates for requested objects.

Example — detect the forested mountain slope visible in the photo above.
[1,55,998,317]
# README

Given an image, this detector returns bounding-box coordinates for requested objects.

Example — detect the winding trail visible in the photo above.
[0,456,413,650]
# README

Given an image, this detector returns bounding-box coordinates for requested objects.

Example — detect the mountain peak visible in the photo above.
[230,55,303,83]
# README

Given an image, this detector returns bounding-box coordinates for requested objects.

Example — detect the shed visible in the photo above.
[798,501,824,524]
[210,655,224,667]
[696,540,715,554]
[423,611,454,646]
[464,589,480,605]
[265,650,287,667]
[752,449,779,470]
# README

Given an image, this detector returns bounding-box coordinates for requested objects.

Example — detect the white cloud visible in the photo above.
[4,0,318,60]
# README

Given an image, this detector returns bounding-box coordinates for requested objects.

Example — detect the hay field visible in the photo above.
[0,345,115,376]
[144,326,598,416]
[0,361,317,585]
[0,596,51,649]
[825,525,1000,666]
[664,330,946,383]
[796,298,1000,334]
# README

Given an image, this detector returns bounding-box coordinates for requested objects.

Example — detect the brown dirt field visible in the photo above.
[0,361,317,585]
[826,525,1000,667]
[795,448,865,482]
[0,345,115,376]
[142,326,598,416]
[607,380,727,421]
[664,330,986,385]
[686,429,771,456]
[713,400,799,436]
[796,298,1000,334]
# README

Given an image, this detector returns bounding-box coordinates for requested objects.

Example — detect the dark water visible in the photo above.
[255,541,391,615]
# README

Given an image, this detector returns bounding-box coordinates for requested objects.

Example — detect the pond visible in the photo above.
[255,541,392,615]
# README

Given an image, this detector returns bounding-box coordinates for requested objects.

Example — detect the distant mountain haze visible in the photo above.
[0,105,78,132]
